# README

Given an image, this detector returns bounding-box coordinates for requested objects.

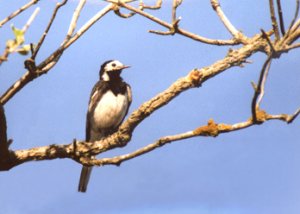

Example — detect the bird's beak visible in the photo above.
[120,65,130,69]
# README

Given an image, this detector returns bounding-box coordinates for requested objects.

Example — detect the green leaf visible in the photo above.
[11,24,24,45]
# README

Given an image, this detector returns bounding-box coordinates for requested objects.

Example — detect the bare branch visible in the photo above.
[79,105,300,167]
[139,0,162,10]
[0,4,114,105]
[22,7,40,33]
[287,0,299,33]
[276,0,285,35]
[65,0,86,42]
[172,0,182,22]
[0,0,39,28]
[261,29,277,56]
[32,0,68,60]
[118,2,240,45]
[269,0,280,41]
[210,0,243,39]
[251,56,272,123]
[266,108,300,123]
[0,104,8,154]
[113,8,135,18]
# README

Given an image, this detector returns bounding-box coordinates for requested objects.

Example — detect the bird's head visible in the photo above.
[99,60,130,81]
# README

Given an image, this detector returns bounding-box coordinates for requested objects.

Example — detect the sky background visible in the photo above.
[1,0,300,213]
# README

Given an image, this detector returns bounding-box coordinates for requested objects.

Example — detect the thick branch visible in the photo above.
[0,33,270,170]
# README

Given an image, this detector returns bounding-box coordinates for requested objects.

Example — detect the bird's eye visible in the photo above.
[111,63,116,67]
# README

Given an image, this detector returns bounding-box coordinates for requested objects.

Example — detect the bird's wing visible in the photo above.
[85,81,108,141]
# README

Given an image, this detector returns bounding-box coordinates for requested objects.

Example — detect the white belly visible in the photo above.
[92,90,128,129]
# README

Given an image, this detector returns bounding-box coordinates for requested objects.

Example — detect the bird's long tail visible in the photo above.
[78,166,93,192]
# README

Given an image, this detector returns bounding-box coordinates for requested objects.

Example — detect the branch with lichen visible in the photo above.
[0,1,300,175]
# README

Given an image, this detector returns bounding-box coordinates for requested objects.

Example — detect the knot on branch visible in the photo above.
[253,109,267,124]
[210,0,220,11]
[24,58,37,73]
[188,69,203,87]
[193,119,219,137]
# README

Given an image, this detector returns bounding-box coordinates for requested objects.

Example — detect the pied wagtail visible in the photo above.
[78,60,132,192]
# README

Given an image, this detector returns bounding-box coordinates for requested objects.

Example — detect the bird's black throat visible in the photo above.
[105,71,127,96]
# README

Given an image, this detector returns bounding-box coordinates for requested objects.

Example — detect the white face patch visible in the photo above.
[101,60,125,81]
[101,72,110,81]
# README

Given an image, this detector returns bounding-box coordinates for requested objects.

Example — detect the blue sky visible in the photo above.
[1,0,300,213]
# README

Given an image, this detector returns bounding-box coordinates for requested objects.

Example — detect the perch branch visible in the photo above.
[0,33,270,170]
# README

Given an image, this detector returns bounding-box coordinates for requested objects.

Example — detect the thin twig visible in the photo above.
[276,0,285,35]
[172,0,182,22]
[114,8,135,18]
[22,7,40,33]
[269,0,280,41]
[287,0,300,33]
[0,0,39,28]
[32,0,68,60]
[210,0,241,39]
[251,56,272,122]
[0,7,40,66]
[64,0,86,42]
[139,0,162,10]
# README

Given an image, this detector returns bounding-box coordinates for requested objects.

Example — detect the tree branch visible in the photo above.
[269,0,280,41]
[32,0,68,60]
[64,0,86,42]
[80,106,300,167]
[118,1,241,45]
[0,3,114,105]
[0,0,39,28]
[0,104,10,170]
[251,56,272,123]
[276,0,285,35]
[210,0,243,39]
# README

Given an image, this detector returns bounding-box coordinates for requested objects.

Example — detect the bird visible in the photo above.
[78,60,132,192]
